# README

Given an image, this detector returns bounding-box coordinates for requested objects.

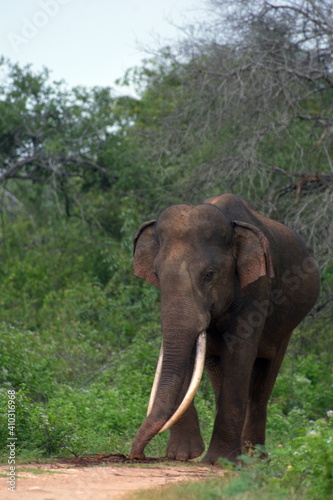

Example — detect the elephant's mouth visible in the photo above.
[147,330,207,432]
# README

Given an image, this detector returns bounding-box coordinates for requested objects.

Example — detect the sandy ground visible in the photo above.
[0,462,224,500]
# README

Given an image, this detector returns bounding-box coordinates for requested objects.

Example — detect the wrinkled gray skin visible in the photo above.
[130,194,320,464]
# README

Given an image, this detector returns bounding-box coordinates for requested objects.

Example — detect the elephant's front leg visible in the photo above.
[166,401,205,460]
[204,346,256,464]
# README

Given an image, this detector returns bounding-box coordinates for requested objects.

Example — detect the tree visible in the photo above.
[0,59,120,219]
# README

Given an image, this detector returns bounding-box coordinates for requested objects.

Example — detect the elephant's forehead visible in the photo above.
[157,204,229,241]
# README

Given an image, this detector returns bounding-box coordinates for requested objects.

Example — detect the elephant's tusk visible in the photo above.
[157,330,207,434]
[147,344,163,416]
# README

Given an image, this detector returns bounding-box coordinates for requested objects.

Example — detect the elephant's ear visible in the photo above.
[133,221,160,288]
[233,220,275,289]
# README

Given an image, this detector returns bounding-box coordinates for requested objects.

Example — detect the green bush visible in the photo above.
[0,325,59,400]
[0,325,162,457]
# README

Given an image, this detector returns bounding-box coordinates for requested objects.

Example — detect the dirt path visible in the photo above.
[0,461,224,500]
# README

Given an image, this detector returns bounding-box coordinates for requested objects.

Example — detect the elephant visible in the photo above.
[130,193,320,464]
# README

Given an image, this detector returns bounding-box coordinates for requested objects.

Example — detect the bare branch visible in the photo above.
[0,155,40,183]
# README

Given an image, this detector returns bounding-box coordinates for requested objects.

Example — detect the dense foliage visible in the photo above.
[0,1,332,498]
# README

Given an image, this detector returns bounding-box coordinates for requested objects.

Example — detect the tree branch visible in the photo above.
[0,155,40,183]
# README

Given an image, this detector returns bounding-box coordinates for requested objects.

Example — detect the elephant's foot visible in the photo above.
[166,402,205,461]
[129,451,146,460]
[166,433,205,461]
[203,441,242,465]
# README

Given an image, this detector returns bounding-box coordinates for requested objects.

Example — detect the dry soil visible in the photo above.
[0,456,224,500]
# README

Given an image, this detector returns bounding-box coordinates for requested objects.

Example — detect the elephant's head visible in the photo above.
[130,201,274,459]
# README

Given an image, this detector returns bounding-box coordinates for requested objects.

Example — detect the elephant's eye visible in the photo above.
[204,270,215,282]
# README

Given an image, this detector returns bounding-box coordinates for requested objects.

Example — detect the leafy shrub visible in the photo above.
[0,324,59,400]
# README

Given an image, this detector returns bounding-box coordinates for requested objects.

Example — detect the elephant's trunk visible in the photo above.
[130,265,210,460]
[130,330,207,459]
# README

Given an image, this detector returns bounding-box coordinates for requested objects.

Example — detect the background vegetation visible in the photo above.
[0,0,332,498]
